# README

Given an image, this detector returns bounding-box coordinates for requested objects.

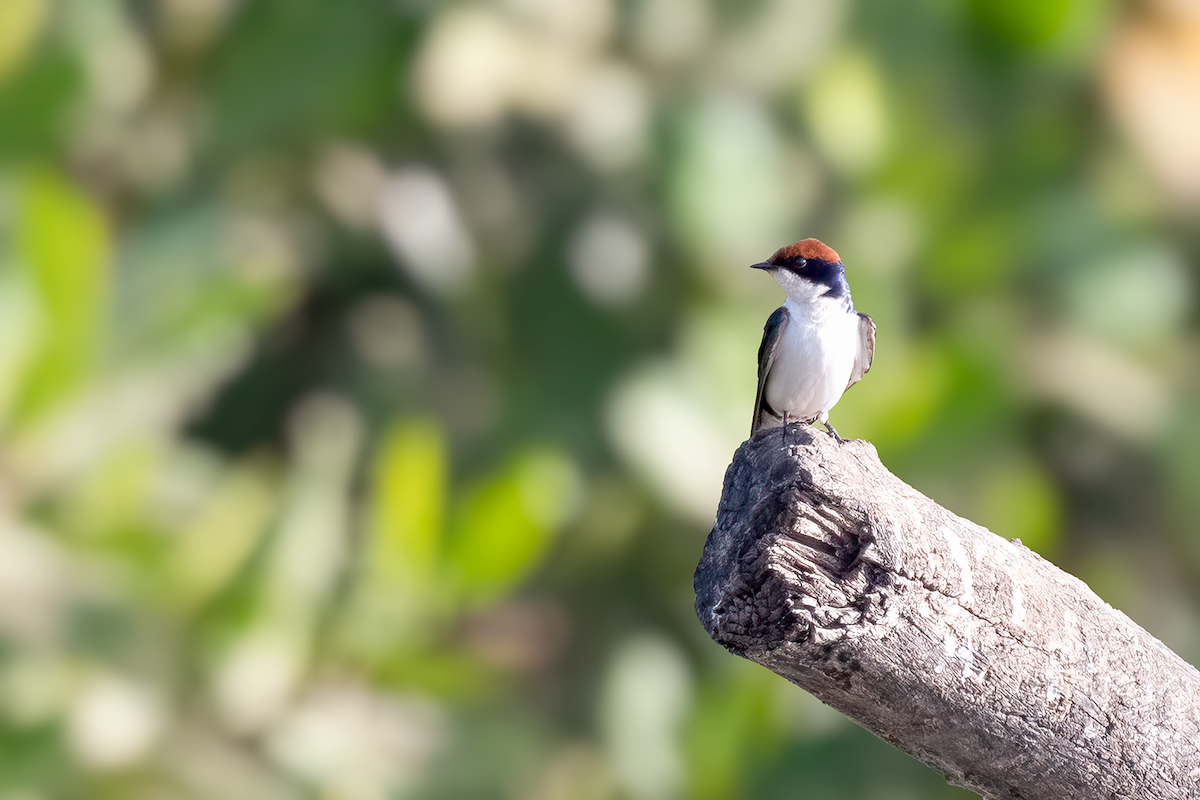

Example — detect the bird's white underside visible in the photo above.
[761,293,861,428]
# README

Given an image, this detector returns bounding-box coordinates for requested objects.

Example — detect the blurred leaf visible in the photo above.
[12,169,109,421]
[334,419,449,664]
[976,456,1061,555]
[111,210,296,364]
[684,669,777,800]
[1058,243,1191,351]
[842,339,951,449]
[366,418,446,586]
[669,96,793,272]
[61,438,159,539]
[0,721,69,792]
[804,50,890,175]
[920,213,1013,300]
[205,2,407,155]
[0,48,82,162]
[0,270,39,424]
[259,396,359,617]
[968,0,1073,47]
[447,451,571,601]
[448,477,539,600]
[168,460,277,611]
[600,633,692,800]
[0,0,47,84]
[375,649,492,699]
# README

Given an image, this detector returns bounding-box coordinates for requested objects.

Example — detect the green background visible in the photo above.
[1,0,1198,797]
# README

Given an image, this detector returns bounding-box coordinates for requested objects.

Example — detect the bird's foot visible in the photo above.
[823,420,845,444]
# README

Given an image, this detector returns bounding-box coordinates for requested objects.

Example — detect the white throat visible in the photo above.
[772,270,846,309]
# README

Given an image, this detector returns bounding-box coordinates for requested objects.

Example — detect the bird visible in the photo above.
[750,238,875,442]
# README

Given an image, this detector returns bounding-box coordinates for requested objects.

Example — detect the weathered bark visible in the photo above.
[694,426,1200,800]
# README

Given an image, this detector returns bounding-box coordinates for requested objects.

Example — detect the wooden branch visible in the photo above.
[693,426,1200,800]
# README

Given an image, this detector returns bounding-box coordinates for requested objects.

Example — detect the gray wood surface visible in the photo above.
[694,426,1200,799]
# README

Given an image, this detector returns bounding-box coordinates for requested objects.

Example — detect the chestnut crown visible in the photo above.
[768,238,841,266]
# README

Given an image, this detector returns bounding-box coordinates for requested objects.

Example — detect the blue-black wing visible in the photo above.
[751,305,789,434]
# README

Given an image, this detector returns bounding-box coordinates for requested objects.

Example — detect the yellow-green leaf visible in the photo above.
[447,450,577,601]
[367,418,446,585]
[14,169,110,420]
[169,461,277,610]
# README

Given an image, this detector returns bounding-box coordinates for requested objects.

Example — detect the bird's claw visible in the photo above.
[824,421,845,444]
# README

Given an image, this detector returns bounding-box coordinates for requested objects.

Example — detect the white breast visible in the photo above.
[764,297,859,422]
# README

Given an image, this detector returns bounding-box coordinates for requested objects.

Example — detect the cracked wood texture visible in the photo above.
[694,426,1200,800]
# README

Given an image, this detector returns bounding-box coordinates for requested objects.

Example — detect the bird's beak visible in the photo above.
[750,261,772,270]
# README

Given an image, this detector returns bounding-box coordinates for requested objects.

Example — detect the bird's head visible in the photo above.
[751,238,848,302]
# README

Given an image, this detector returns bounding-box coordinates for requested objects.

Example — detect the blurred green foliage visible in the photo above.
[1,0,1199,798]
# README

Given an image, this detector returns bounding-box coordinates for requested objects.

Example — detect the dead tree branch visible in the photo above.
[694,426,1200,799]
